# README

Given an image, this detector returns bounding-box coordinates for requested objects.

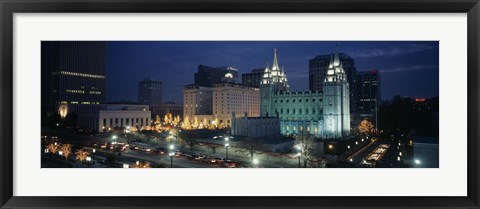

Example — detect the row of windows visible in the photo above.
[276,108,322,115]
[274,98,319,103]
[58,71,106,79]
[65,89,102,95]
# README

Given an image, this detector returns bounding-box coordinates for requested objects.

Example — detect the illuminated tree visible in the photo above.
[202,118,208,129]
[193,116,199,129]
[358,119,375,134]
[155,115,161,124]
[60,144,72,160]
[164,114,169,124]
[182,115,191,129]
[168,113,173,124]
[132,161,151,168]
[75,149,90,162]
[173,115,180,126]
[47,143,59,156]
[212,118,219,129]
[294,135,316,168]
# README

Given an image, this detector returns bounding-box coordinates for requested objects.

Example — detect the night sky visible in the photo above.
[106,41,439,104]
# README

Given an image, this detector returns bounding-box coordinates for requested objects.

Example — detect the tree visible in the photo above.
[193,116,199,129]
[75,149,90,162]
[202,117,208,129]
[236,137,262,162]
[294,135,316,168]
[179,131,198,153]
[358,119,375,135]
[132,161,151,168]
[182,115,191,130]
[60,144,72,160]
[47,143,59,155]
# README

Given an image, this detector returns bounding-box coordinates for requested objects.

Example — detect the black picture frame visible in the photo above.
[1,0,479,208]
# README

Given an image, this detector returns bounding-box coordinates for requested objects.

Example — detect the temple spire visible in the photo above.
[329,52,334,68]
[272,48,280,71]
[334,46,340,66]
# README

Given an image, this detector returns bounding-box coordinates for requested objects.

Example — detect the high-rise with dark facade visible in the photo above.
[309,52,357,112]
[138,78,163,106]
[355,70,381,125]
[194,65,239,87]
[41,41,107,123]
[241,68,264,87]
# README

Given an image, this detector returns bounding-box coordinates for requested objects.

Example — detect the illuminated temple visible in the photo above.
[260,48,351,139]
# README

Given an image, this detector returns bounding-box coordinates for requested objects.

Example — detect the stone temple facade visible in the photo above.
[260,48,350,139]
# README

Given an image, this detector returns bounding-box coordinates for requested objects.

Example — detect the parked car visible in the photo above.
[209,157,225,164]
[194,155,207,160]
[186,154,197,160]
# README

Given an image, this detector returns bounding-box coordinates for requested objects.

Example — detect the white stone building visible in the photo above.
[260,48,351,139]
[76,104,151,133]
[183,85,213,118]
[183,76,260,128]
[231,112,280,138]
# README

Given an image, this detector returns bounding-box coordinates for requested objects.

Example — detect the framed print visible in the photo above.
[1,0,479,208]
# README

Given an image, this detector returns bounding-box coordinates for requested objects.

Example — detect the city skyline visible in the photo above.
[41,41,439,169]
[106,41,439,104]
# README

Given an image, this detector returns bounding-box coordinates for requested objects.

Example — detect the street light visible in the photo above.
[123,163,129,168]
[169,144,175,168]
[252,158,259,168]
[297,153,301,168]
[169,152,175,168]
[414,159,421,165]
[225,143,230,160]
[58,151,63,156]
[86,156,92,167]
[347,145,350,149]
[92,149,96,153]
[328,144,336,155]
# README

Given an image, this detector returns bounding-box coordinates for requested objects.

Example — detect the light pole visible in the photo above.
[225,137,230,160]
[112,135,118,155]
[169,144,175,168]
[297,153,301,168]
[252,158,259,168]
[86,156,92,168]
[328,144,336,155]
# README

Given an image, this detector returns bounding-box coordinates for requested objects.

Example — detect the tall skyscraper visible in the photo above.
[138,78,163,106]
[194,65,239,87]
[356,70,381,125]
[41,41,107,123]
[309,52,357,112]
[242,68,264,87]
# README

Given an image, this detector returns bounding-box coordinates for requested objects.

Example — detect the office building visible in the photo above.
[194,65,239,87]
[355,70,381,125]
[242,68,264,87]
[41,41,107,124]
[183,85,213,118]
[138,78,163,106]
